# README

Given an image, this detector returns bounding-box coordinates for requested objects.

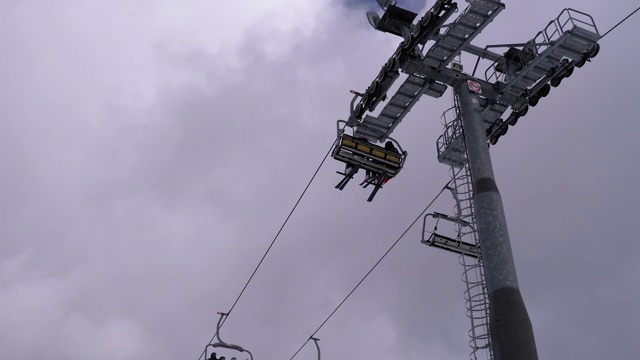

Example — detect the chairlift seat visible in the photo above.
[332,134,405,177]
[332,133,406,201]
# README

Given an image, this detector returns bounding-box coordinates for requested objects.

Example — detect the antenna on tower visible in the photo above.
[366,11,381,29]
[376,0,393,10]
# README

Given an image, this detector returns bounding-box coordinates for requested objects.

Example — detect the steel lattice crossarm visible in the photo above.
[343,1,600,150]
[480,9,601,145]
[439,8,601,167]
[348,0,506,142]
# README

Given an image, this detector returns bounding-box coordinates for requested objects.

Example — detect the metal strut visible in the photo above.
[204,312,254,360]
[311,337,321,360]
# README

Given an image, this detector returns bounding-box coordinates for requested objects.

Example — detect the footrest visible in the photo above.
[423,232,480,258]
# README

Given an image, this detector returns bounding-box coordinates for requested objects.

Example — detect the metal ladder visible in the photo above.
[438,100,493,360]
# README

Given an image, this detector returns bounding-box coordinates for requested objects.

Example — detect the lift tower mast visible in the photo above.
[332,1,601,359]
[455,80,536,359]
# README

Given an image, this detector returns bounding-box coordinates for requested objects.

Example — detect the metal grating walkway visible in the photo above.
[439,8,600,164]
[355,0,505,142]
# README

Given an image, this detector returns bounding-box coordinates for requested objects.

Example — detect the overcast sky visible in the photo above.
[2,1,639,359]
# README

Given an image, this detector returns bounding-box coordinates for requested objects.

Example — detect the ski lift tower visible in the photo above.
[333,1,601,359]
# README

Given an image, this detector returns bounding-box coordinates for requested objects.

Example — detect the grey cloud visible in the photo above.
[2,1,639,359]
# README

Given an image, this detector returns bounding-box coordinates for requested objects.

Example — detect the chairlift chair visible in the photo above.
[205,313,254,360]
[422,212,480,258]
[332,121,407,202]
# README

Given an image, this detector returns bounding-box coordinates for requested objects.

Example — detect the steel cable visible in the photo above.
[288,172,460,360]
[601,5,640,39]
[196,136,339,360]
